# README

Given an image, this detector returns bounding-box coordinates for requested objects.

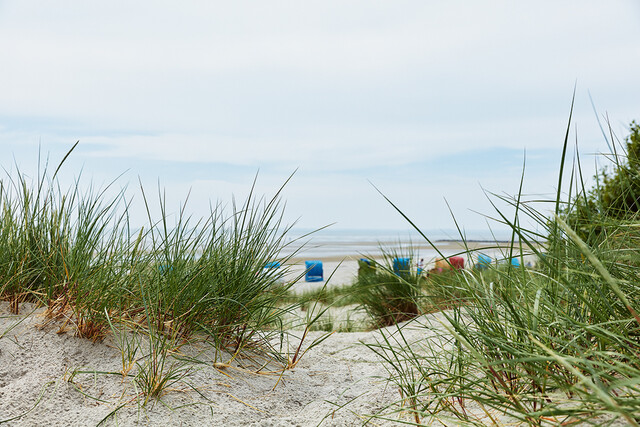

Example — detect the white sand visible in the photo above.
[0,241,541,426]
[0,302,457,426]
[283,259,359,294]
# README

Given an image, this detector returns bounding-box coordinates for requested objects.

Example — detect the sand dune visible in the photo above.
[0,302,460,426]
[0,240,538,426]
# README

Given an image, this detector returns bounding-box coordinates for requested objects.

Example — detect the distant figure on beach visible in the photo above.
[416,258,424,275]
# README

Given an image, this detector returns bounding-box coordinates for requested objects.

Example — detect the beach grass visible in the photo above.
[0,145,318,405]
[285,283,360,309]
[4,115,640,425]
[362,112,640,425]
[351,248,423,328]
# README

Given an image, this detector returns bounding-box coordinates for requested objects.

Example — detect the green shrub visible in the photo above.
[562,121,640,244]
[353,249,422,328]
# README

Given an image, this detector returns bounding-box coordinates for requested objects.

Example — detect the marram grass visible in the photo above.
[0,145,317,406]
[363,115,640,425]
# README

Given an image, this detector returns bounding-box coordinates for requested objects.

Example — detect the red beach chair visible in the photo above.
[449,256,464,270]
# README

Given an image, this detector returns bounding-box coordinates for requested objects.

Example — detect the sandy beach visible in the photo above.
[0,240,537,426]
[284,240,536,293]
[0,302,456,426]
[3,2,637,424]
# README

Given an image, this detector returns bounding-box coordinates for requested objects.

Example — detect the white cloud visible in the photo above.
[0,1,638,230]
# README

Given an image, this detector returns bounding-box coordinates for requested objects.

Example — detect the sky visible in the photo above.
[0,1,639,235]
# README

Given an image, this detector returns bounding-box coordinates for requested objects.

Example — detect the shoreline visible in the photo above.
[285,239,537,261]
[282,240,540,291]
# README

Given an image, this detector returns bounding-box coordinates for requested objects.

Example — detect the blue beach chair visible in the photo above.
[393,257,411,277]
[475,253,492,270]
[264,261,281,270]
[305,260,323,282]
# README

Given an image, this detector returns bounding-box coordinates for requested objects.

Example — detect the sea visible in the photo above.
[281,227,517,260]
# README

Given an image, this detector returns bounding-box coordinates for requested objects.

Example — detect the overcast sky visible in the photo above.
[0,1,639,234]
